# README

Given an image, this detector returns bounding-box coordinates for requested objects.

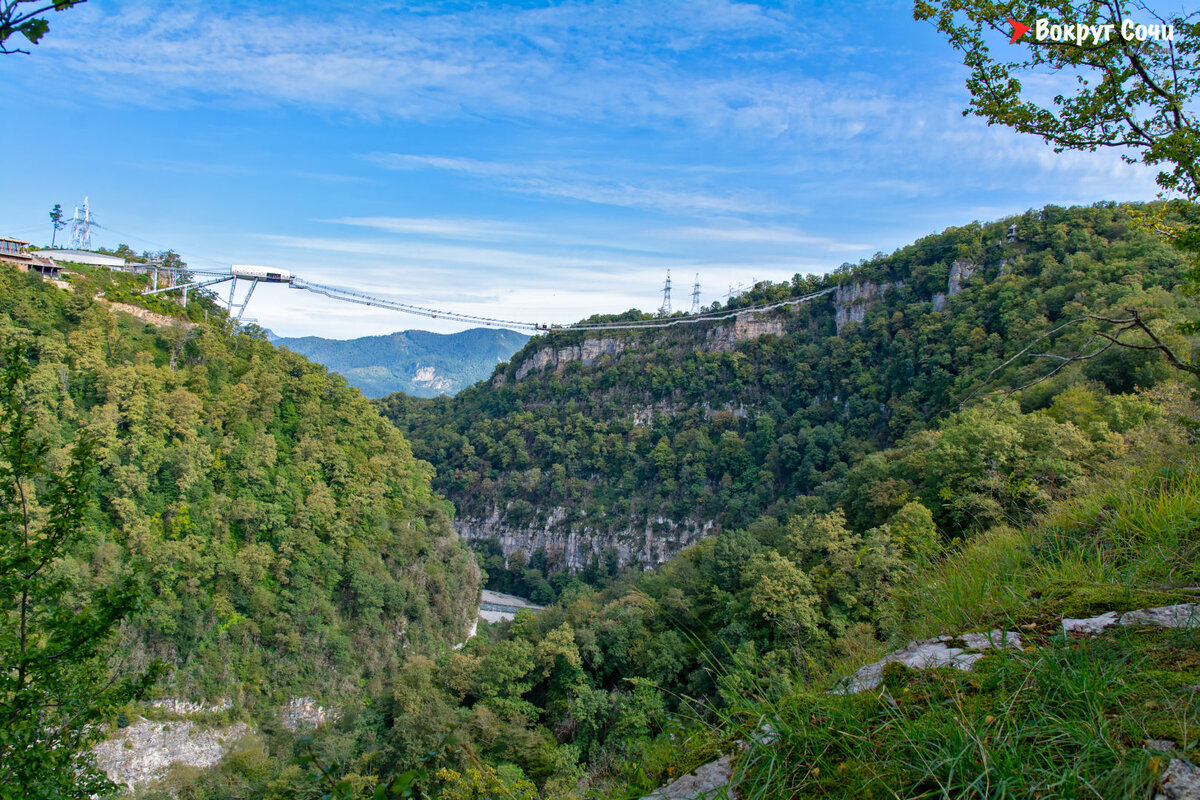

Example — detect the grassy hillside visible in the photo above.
[0,263,479,709]
[272,328,529,398]
[726,382,1200,799]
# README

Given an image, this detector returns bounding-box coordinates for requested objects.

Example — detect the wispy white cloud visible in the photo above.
[325,216,529,242]
[26,0,902,147]
[661,224,872,252]
[366,153,777,215]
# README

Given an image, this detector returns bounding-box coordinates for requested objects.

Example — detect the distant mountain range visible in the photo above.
[269,327,530,398]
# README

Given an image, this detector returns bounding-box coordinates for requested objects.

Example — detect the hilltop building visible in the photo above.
[0,237,62,277]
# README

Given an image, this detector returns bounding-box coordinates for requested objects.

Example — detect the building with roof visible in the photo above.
[36,248,130,269]
[0,237,62,277]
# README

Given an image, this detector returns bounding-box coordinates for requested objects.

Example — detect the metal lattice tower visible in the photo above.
[659,269,672,315]
[690,273,701,313]
[69,196,94,250]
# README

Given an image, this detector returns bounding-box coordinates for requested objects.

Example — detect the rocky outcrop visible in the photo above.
[455,507,715,572]
[705,313,787,351]
[641,755,733,799]
[835,630,1023,695]
[101,299,197,330]
[149,697,233,715]
[1063,603,1199,634]
[515,337,628,380]
[947,259,978,296]
[412,365,456,393]
[834,281,902,332]
[92,719,251,791]
[281,696,335,731]
[515,308,793,381]
[1159,758,1200,800]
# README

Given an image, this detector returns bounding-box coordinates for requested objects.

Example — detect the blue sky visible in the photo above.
[0,0,1163,337]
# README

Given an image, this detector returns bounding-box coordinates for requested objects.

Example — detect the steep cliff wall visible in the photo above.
[454,505,715,570]
[515,336,629,379]
[513,309,792,381]
[834,281,903,332]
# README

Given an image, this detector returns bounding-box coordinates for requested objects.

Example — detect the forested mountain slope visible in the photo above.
[0,264,479,708]
[271,327,529,398]
[380,203,1196,595]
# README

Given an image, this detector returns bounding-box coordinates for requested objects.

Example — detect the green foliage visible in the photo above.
[381,203,1197,598]
[913,1,1200,201]
[0,264,479,709]
[0,344,161,799]
[0,1,88,54]
[715,388,1200,800]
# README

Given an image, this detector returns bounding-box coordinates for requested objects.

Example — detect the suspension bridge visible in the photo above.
[137,263,836,334]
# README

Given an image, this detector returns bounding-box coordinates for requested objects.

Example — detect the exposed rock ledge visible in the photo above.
[640,755,733,799]
[1063,602,1199,634]
[454,508,714,571]
[93,719,251,791]
[835,630,1023,695]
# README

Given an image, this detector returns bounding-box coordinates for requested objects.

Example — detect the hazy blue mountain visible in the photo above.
[270,327,529,398]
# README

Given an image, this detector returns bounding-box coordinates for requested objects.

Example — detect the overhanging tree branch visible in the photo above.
[0,1,86,55]
[960,308,1195,407]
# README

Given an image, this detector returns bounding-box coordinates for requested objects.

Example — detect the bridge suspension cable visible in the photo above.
[291,278,835,332]
[136,264,837,333]
[289,279,544,331]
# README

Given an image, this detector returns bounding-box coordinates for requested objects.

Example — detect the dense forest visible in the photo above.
[188,363,1200,798]
[0,264,479,707]
[163,201,1195,800]
[380,203,1194,600]
[3,201,1197,800]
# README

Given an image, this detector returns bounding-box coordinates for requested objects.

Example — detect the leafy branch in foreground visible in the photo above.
[961,307,1195,405]
[0,1,86,54]
[0,344,161,800]
[914,0,1200,199]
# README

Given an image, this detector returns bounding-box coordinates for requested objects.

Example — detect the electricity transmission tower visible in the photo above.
[659,270,672,316]
[690,273,701,313]
[69,197,94,250]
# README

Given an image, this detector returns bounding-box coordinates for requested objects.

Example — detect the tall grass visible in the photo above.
[721,407,1200,799]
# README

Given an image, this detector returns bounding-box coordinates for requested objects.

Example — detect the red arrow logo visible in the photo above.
[1007,17,1031,43]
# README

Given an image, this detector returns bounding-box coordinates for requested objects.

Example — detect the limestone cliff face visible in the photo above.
[455,505,715,570]
[515,337,628,380]
[513,311,792,381]
[947,259,978,296]
[705,312,788,351]
[93,719,252,791]
[834,281,903,332]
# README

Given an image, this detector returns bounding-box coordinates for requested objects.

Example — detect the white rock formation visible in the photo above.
[1063,603,1199,634]
[280,696,334,731]
[640,754,733,799]
[92,719,250,790]
[835,630,1023,695]
[947,260,977,296]
[1158,758,1200,800]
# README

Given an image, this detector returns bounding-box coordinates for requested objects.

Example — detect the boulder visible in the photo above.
[835,630,1022,695]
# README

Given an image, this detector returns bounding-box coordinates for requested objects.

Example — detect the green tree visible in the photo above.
[1,1,87,55]
[916,1,1200,374]
[48,203,63,247]
[914,1,1198,199]
[0,345,160,799]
